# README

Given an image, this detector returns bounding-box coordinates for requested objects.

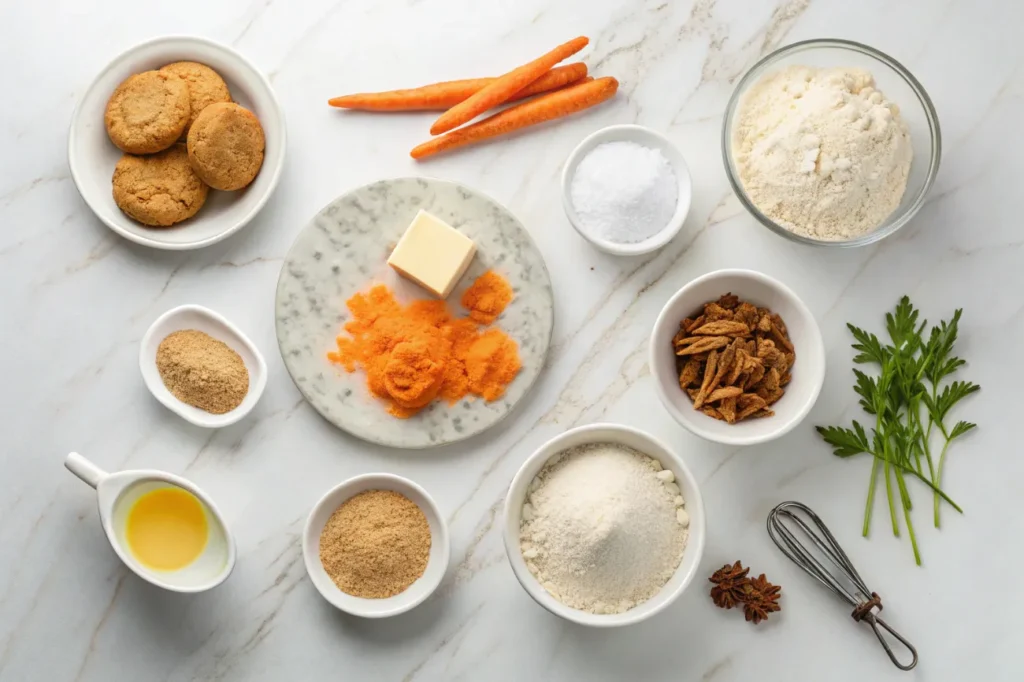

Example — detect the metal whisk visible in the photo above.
[767,501,918,671]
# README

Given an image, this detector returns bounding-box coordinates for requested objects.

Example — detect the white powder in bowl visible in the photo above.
[519,443,689,615]
[732,65,913,241]
[569,141,678,244]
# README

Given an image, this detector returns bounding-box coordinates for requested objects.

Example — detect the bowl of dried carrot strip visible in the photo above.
[649,269,825,446]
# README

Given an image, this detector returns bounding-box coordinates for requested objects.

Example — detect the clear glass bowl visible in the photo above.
[721,39,941,247]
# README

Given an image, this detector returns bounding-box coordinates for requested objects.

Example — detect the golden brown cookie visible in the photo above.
[187,102,265,191]
[112,145,209,227]
[159,62,232,136]
[105,71,190,154]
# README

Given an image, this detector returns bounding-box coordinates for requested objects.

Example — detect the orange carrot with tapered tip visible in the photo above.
[429,36,590,135]
[411,76,617,160]
[328,63,588,111]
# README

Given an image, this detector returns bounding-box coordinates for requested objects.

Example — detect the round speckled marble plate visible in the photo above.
[275,178,554,449]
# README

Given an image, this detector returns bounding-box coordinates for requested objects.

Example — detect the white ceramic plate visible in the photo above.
[275,177,554,449]
[302,473,450,618]
[68,35,286,250]
[649,269,825,445]
[561,124,692,255]
[139,304,268,428]
[503,423,706,627]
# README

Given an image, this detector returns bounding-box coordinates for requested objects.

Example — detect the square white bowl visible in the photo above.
[502,423,705,627]
[649,269,825,446]
[68,35,286,250]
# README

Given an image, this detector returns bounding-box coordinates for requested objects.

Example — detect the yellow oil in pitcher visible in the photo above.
[125,487,208,571]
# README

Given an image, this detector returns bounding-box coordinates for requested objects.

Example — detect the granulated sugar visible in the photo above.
[569,141,678,244]
[519,443,689,614]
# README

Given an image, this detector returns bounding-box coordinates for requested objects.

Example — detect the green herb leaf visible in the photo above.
[928,380,981,424]
[935,356,966,378]
[848,323,887,365]
[949,421,976,441]
[817,423,871,457]
[852,369,878,414]
[819,419,868,456]
[886,296,923,353]
[924,309,963,384]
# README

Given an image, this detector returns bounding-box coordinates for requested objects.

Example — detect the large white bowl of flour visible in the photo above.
[502,423,706,627]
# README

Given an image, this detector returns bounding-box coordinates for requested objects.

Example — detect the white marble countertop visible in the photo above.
[2,0,1020,680]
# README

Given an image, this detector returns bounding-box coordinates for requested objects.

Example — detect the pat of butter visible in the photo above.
[387,210,477,298]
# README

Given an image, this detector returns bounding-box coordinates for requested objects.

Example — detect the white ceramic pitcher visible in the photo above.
[65,452,235,592]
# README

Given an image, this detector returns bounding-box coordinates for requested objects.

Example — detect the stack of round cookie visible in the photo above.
[105,62,266,227]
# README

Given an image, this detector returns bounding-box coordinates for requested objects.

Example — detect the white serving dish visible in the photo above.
[139,304,267,428]
[302,474,451,618]
[64,452,235,593]
[502,423,705,627]
[649,269,825,446]
[68,35,286,250]
[561,124,692,256]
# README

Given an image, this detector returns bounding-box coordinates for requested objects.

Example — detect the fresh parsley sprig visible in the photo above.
[817,297,979,565]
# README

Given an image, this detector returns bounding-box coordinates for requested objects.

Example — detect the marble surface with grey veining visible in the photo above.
[276,177,553,448]
[2,0,1023,680]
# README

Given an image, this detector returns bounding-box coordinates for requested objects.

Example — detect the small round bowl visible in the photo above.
[722,39,940,247]
[302,474,450,618]
[561,124,692,255]
[502,423,705,627]
[650,270,825,446]
[68,35,286,250]
[140,304,267,428]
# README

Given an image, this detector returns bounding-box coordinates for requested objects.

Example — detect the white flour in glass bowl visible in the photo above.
[732,65,912,241]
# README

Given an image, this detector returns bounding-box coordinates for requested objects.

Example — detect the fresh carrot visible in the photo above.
[512,66,588,99]
[411,76,618,160]
[328,63,588,111]
[429,36,589,135]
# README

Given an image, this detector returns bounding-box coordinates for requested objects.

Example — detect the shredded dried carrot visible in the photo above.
[466,329,521,401]
[461,270,513,324]
[327,273,521,418]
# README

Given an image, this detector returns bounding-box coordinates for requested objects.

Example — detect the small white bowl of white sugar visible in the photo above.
[502,423,706,627]
[561,125,692,256]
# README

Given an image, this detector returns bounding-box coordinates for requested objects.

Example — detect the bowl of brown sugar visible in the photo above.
[140,304,267,428]
[302,473,450,618]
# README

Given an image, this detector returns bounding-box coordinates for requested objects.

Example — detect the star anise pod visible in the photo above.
[711,585,740,609]
[739,573,782,625]
[708,561,750,610]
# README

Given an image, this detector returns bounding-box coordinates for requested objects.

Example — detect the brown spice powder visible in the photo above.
[156,329,249,414]
[319,489,431,599]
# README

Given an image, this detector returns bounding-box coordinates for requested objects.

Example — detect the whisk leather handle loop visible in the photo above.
[851,592,882,621]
